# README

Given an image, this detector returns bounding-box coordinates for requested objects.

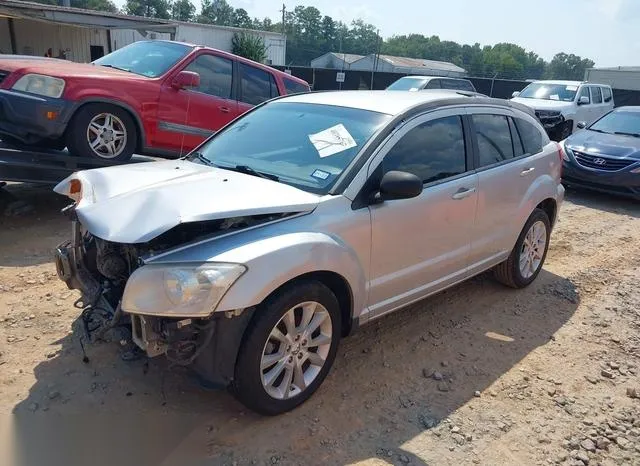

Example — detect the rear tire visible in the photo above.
[231,280,342,415]
[494,208,551,288]
[66,103,137,162]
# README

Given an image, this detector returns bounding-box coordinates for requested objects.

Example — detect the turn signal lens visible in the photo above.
[46,111,58,120]
[69,179,81,195]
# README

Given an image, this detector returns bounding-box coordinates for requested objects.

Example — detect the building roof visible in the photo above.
[328,53,365,64]
[589,66,640,72]
[275,90,493,115]
[375,54,466,73]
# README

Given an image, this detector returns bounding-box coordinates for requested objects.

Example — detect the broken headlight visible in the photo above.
[122,263,246,317]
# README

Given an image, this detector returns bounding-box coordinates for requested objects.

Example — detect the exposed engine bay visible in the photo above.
[57,212,289,368]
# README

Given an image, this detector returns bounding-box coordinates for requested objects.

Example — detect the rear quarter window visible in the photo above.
[603,87,613,103]
[514,118,544,155]
[283,78,310,95]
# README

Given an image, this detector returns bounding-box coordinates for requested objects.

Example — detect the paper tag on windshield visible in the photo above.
[309,124,357,158]
[566,85,578,91]
[409,87,419,91]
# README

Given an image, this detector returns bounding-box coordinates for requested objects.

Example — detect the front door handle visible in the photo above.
[452,187,476,200]
[520,167,535,176]
[219,106,230,113]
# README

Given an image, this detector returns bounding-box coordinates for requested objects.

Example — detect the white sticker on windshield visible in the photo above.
[549,94,560,100]
[566,85,578,91]
[311,169,330,180]
[409,87,419,91]
[308,124,357,158]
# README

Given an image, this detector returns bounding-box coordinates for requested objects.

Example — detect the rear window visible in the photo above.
[603,87,613,103]
[472,114,515,167]
[441,79,475,92]
[591,86,603,104]
[514,118,544,155]
[283,78,310,95]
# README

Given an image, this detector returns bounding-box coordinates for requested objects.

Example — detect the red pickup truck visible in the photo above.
[0,41,310,161]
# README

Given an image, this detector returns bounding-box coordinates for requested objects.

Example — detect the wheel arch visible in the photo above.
[256,270,355,338]
[67,98,146,152]
[537,197,557,227]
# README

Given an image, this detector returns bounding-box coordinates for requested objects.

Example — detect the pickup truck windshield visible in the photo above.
[94,41,192,78]
[192,102,391,194]
[518,83,578,102]
[387,77,429,90]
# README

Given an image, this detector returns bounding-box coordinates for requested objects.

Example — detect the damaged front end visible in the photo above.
[535,110,573,141]
[54,206,292,386]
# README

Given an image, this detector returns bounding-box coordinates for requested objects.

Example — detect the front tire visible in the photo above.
[232,280,342,415]
[494,208,551,288]
[66,103,137,162]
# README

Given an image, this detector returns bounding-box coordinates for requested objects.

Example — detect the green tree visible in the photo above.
[233,8,253,29]
[198,0,234,25]
[546,53,595,80]
[125,0,171,19]
[231,32,267,63]
[172,0,195,21]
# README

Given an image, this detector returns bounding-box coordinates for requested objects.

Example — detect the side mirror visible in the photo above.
[511,91,520,98]
[376,170,423,202]
[171,71,200,90]
[578,96,590,105]
[576,121,587,129]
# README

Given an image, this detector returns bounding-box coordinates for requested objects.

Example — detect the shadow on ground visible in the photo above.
[0,183,69,267]
[10,268,579,466]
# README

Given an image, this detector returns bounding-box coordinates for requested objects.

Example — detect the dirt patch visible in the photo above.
[1,184,639,466]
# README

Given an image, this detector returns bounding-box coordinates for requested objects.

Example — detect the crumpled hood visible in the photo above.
[54,160,320,243]
[565,130,640,159]
[510,97,574,113]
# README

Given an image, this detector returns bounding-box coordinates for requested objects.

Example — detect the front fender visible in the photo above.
[150,231,367,320]
[216,232,366,317]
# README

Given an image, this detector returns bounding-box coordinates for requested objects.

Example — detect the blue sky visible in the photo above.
[114,0,640,66]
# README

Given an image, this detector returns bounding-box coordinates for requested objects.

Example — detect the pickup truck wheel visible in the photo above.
[232,281,341,415]
[494,208,551,288]
[66,103,137,162]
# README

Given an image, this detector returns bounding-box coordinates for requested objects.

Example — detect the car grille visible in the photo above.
[572,150,636,172]
[535,110,563,125]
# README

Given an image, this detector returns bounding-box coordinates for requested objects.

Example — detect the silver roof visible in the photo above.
[275,90,481,115]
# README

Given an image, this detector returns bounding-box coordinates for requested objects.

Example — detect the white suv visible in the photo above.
[511,80,614,141]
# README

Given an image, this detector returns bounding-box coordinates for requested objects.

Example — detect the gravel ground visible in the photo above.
[0,183,639,466]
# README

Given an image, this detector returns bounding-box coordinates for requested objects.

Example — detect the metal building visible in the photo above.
[0,0,287,65]
[310,52,364,70]
[349,54,466,77]
[584,67,640,91]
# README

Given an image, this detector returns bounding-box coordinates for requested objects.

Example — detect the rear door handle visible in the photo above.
[219,106,230,113]
[452,187,476,200]
[520,167,535,176]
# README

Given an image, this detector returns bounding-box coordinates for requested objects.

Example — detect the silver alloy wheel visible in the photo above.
[519,220,547,279]
[86,113,127,159]
[260,301,333,400]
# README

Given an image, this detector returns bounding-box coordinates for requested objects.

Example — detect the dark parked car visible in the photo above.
[560,106,640,199]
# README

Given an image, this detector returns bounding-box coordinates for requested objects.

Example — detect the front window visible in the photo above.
[387,77,429,91]
[94,41,192,78]
[589,110,640,136]
[518,83,578,102]
[190,102,391,194]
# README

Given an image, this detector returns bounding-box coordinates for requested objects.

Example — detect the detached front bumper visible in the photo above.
[0,89,73,143]
[53,218,253,388]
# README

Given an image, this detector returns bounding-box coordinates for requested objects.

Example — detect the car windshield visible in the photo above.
[190,102,392,194]
[94,41,192,78]
[518,83,578,102]
[589,110,640,136]
[387,77,429,91]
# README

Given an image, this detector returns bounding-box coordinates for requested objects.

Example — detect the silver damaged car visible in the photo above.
[54,90,565,415]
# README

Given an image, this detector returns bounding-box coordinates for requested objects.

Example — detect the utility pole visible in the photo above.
[370,30,381,90]
[280,4,286,35]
